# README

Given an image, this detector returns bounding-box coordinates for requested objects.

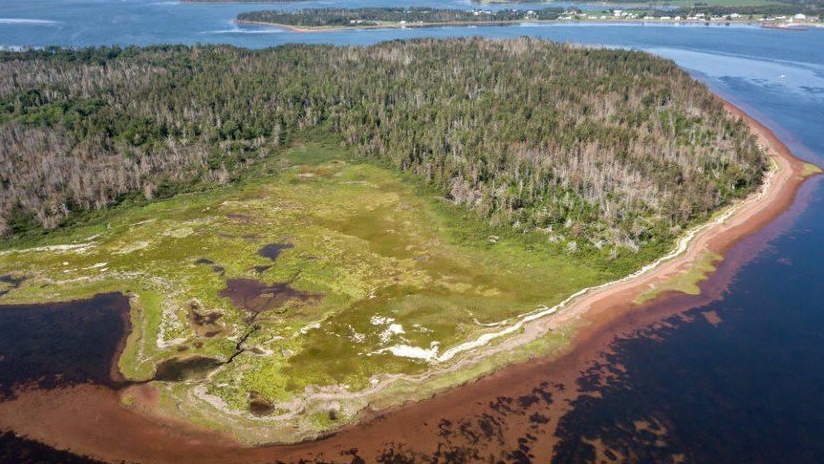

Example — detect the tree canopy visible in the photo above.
[0,38,766,251]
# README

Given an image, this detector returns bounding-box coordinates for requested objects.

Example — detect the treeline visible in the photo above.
[236,8,563,28]
[593,0,821,10]
[670,4,823,16]
[0,39,766,251]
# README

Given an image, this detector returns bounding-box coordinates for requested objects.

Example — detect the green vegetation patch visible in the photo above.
[634,250,723,305]
[801,162,823,178]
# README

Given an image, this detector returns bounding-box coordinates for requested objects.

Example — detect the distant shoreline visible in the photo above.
[234,18,822,33]
[234,19,522,32]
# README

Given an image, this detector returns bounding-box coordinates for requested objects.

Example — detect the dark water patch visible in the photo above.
[0,274,25,286]
[529,412,550,425]
[0,293,129,399]
[249,391,275,416]
[219,278,321,315]
[153,355,223,382]
[0,274,26,298]
[0,431,106,464]
[254,264,273,274]
[258,243,294,262]
[190,309,222,326]
[194,258,225,274]
[518,394,539,409]
[186,300,224,337]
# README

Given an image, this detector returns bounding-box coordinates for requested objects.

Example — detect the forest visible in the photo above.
[668,3,824,16]
[0,38,766,253]
[236,8,563,28]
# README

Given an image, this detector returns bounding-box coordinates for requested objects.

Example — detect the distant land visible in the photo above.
[469,0,824,16]
[235,7,563,30]
[235,5,820,30]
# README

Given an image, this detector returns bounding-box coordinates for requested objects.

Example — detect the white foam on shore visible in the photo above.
[376,342,440,360]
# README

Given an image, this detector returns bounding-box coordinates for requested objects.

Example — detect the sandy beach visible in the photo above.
[0,98,818,464]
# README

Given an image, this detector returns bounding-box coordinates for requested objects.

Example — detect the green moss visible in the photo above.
[801,162,823,178]
[634,251,723,305]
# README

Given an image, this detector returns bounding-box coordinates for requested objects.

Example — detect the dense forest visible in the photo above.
[0,39,766,252]
[236,8,563,27]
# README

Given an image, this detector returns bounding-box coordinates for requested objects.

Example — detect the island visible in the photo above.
[235,7,563,31]
[0,38,815,450]
[234,6,821,32]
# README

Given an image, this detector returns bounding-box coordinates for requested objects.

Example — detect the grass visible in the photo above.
[801,162,823,178]
[634,250,722,305]
[0,132,663,442]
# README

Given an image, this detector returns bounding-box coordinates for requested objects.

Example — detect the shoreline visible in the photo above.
[0,98,818,463]
[234,19,522,33]
[232,18,817,33]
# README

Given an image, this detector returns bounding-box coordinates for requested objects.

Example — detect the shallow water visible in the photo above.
[1,2,824,462]
[0,293,130,399]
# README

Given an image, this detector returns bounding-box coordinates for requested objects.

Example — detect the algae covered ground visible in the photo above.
[0,135,645,442]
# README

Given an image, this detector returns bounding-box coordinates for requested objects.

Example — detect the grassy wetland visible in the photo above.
[0,38,770,442]
[0,134,611,441]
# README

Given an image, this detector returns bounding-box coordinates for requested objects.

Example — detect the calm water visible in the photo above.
[1,1,824,462]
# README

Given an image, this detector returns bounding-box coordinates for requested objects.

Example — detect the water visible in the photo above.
[1,1,824,462]
[0,293,130,399]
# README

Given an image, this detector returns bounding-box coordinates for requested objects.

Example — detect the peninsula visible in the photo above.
[1,38,810,448]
